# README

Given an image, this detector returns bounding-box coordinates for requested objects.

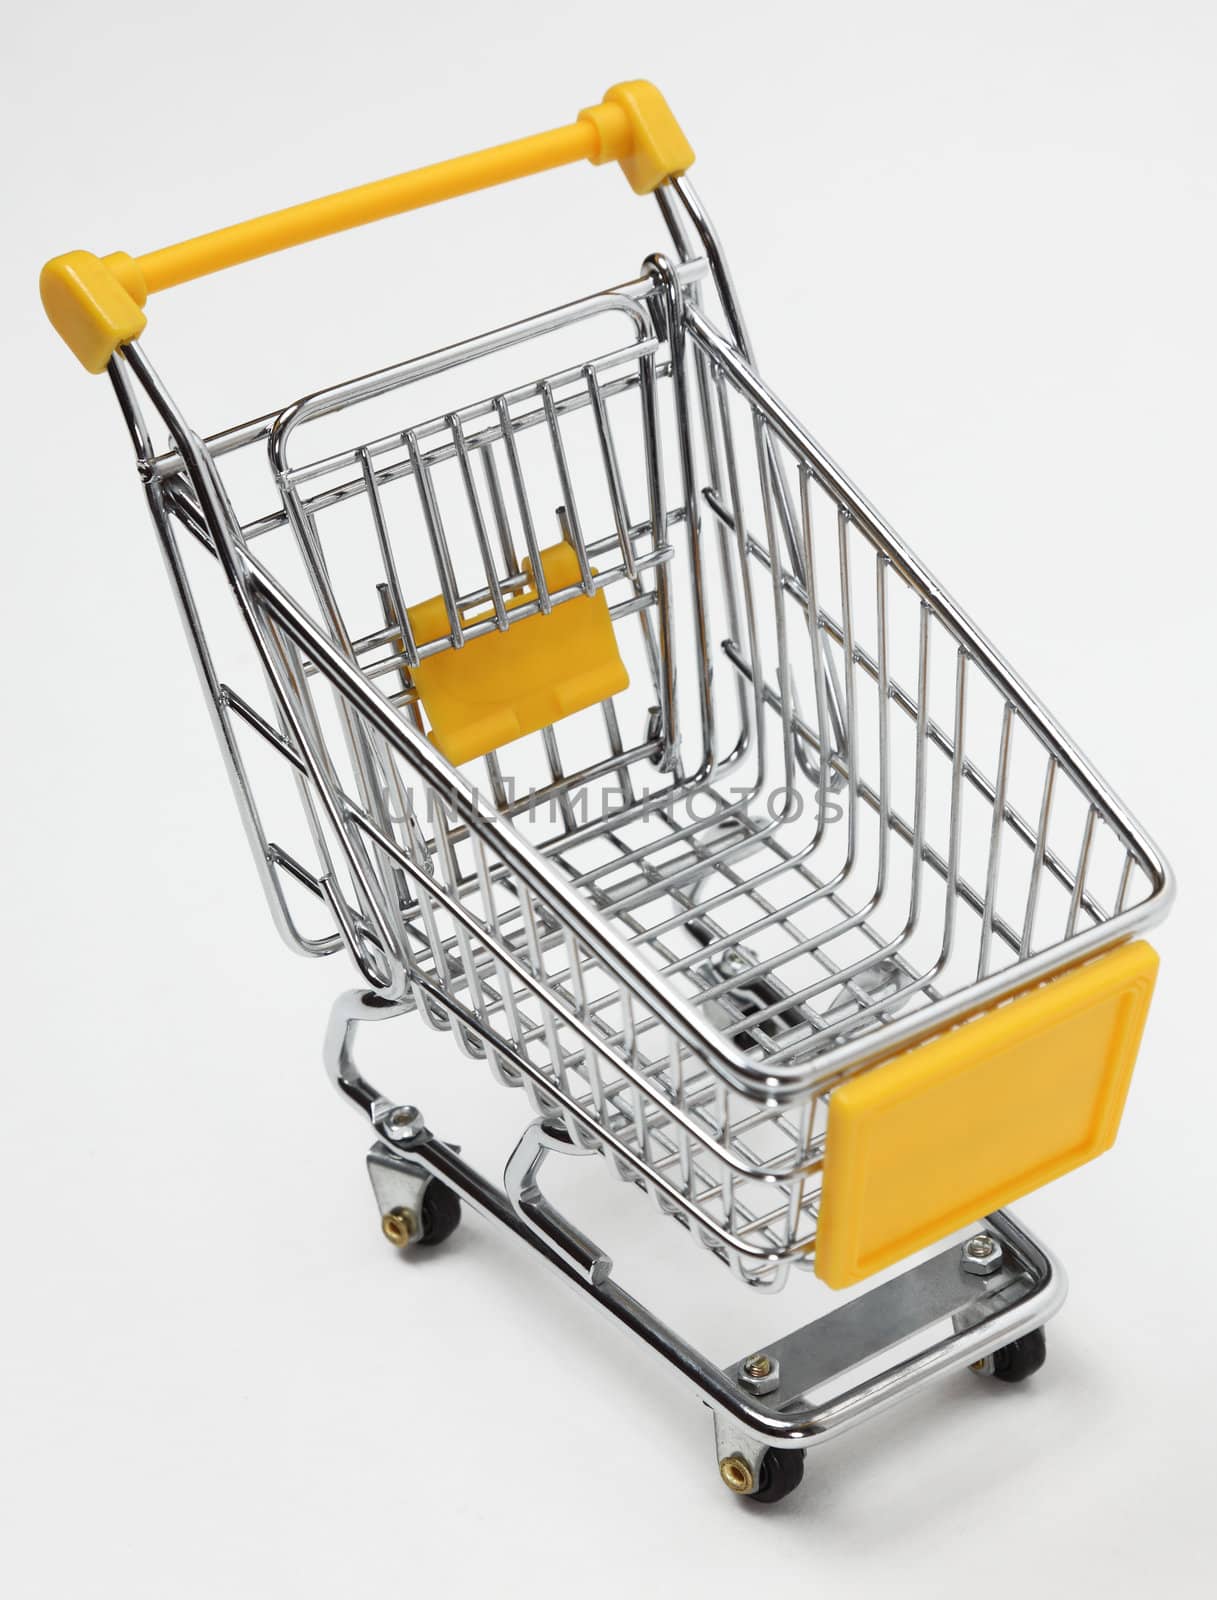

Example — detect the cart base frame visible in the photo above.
[329,987,1066,1496]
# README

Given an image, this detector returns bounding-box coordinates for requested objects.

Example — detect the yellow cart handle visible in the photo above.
[40,80,693,374]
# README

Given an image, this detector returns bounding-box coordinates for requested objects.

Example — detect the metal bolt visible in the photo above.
[719,1455,755,1495]
[737,1350,780,1395]
[381,1207,417,1247]
[385,1105,420,1138]
[961,1233,1003,1276]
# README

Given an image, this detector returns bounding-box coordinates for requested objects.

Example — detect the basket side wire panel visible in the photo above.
[672,302,1171,1092]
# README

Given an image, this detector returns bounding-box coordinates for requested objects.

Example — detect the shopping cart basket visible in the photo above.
[42,82,1172,1504]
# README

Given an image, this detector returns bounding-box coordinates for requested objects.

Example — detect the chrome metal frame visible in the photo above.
[97,171,1169,1473]
[333,985,1065,1461]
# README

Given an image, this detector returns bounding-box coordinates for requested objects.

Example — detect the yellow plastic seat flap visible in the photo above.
[407,541,629,766]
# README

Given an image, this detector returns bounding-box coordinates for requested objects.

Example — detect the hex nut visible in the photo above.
[738,1351,781,1395]
[384,1105,421,1138]
[961,1233,1004,1276]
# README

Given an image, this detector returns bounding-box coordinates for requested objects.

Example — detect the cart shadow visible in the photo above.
[755,1376,1059,1531]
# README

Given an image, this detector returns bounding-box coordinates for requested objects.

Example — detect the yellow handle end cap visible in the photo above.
[40,249,148,373]
[580,80,694,194]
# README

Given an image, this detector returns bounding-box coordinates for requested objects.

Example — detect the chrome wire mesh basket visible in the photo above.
[44,81,1171,1502]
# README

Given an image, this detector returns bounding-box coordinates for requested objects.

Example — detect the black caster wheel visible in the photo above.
[419,1178,462,1247]
[989,1327,1047,1383]
[753,1447,805,1504]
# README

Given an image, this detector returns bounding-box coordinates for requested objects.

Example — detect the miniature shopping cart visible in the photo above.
[42,82,1172,1504]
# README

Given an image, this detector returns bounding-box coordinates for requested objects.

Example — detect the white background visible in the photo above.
[4,2,1215,1593]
